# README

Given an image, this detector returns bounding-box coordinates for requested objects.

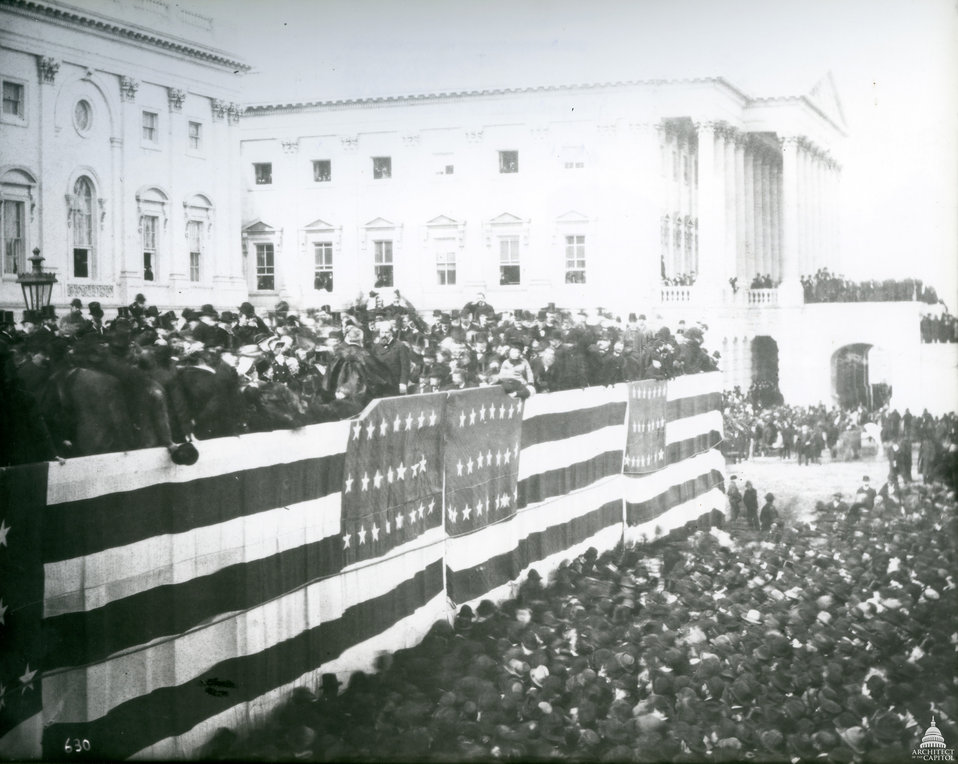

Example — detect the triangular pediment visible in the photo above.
[807,71,846,130]
[243,219,276,233]
[489,212,524,225]
[304,217,335,230]
[556,210,590,223]
[426,214,460,227]
[364,216,396,229]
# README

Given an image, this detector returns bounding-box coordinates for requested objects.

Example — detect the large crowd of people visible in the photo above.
[0,289,720,467]
[721,388,958,489]
[202,474,957,762]
[801,269,939,305]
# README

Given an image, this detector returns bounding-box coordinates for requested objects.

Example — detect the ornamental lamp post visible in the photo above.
[18,247,57,315]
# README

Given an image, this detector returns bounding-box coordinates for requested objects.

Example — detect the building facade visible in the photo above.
[0,0,248,314]
[239,76,845,315]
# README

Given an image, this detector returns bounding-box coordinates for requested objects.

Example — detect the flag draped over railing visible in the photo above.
[0,372,725,760]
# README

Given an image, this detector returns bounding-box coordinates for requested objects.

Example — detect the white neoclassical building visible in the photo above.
[1,1,943,411]
[0,0,248,313]
[238,76,845,314]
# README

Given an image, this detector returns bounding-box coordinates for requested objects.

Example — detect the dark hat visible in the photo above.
[22,309,40,324]
[765,493,775,501]
[199,304,219,319]
[145,305,159,318]
[70,298,83,309]
[169,441,199,466]
[219,311,237,323]
[134,293,146,304]
[239,301,256,317]
[116,306,131,319]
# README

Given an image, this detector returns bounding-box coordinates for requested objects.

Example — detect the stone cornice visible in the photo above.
[0,0,250,73]
[244,77,750,116]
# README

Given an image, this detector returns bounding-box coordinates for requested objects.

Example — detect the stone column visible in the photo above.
[734,133,747,283]
[778,136,803,304]
[761,155,772,280]
[694,121,722,300]
[743,142,756,283]
[754,147,766,280]
[771,161,782,282]
[722,127,737,285]
[630,121,665,306]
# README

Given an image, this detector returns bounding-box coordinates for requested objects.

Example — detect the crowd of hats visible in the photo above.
[920,312,958,344]
[1,291,720,465]
[203,479,957,762]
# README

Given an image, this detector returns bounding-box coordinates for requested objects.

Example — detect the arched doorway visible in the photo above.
[832,344,892,410]
[750,336,781,406]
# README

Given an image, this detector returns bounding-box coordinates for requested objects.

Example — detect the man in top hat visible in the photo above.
[128,292,147,319]
[462,291,495,321]
[760,493,778,532]
[370,320,411,395]
[86,302,106,335]
[193,304,230,348]
[743,480,759,531]
[727,475,742,522]
[59,298,88,334]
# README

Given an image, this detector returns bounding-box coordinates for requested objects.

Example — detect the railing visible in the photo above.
[747,288,778,306]
[660,285,696,304]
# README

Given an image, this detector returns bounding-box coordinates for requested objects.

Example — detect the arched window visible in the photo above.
[71,176,95,278]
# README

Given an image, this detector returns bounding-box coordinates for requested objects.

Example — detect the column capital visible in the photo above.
[210,98,229,121]
[692,120,719,134]
[37,56,60,84]
[119,75,139,102]
[167,87,186,112]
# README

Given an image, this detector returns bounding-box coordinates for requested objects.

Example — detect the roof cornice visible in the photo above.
[244,76,749,116]
[0,0,250,72]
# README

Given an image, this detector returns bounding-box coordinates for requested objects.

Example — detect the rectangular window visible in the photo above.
[373,240,393,287]
[188,121,201,150]
[2,200,25,275]
[562,145,585,169]
[498,150,519,174]
[372,156,392,179]
[313,241,333,290]
[312,159,331,182]
[141,215,157,281]
[435,246,456,285]
[253,162,272,185]
[142,110,158,142]
[187,219,202,281]
[256,243,275,291]
[564,234,586,284]
[2,81,24,118]
[499,236,520,285]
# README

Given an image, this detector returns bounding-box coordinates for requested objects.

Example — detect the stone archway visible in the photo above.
[831,343,891,409]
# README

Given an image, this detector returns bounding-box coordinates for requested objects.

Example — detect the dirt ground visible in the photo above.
[724,450,896,524]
